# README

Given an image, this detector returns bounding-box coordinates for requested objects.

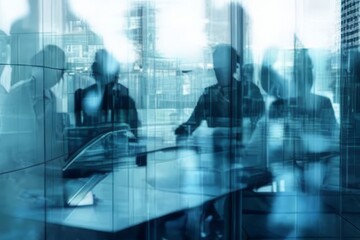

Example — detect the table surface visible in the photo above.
[9,124,340,233]
[7,126,268,233]
[60,147,259,232]
[13,144,259,233]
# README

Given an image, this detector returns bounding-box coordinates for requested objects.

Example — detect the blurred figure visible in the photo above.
[3,44,66,165]
[0,45,66,239]
[269,49,338,149]
[341,51,360,190]
[10,0,40,85]
[74,49,139,137]
[0,30,11,93]
[174,44,265,240]
[175,44,264,142]
[260,48,291,100]
[265,49,339,238]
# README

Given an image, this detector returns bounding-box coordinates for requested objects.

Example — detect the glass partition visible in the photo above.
[0,0,358,239]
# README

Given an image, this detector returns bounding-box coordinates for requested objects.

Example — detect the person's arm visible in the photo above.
[74,89,83,126]
[243,82,265,132]
[128,97,140,138]
[175,93,206,136]
[320,97,339,137]
[250,83,265,118]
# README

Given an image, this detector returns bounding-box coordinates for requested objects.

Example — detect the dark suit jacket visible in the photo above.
[75,82,139,136]
[175,80,265,135]
[269,94,338,137]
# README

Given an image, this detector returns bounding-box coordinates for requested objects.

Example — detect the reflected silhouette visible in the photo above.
[269,49,338,142]
[0,45,66,239]
[3,44,66,164]
[10,0,40,85]
[260,48,291,99]
[175,44,264,139]
[174,44,265,240]
[74,49,139,137]
[265,48,339,237]
[0,30,11,93]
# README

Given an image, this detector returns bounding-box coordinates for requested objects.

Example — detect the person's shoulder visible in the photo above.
[78,84,97,94]
[85,84,97,91]
[269,98,286,118]
[238,80,263,98]
[5,78,34,109]
[314,94,331,103]
[234,79,255,89]
[10,19,23,33]
[109,82,129,96]
[269,98,286,112]
[204,84,218,94]
[310,94,333,108]
[240,79,260,89]
[9,77,34,93]
[112,83,135,102]
[115,83,129,94]
[0,85,7,95]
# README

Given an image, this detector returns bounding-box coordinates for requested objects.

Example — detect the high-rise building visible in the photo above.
[341,0,360,49]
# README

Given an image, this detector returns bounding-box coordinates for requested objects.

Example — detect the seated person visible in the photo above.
[260,48,291,99]
[175,44,264,145]
[74,49,139,137]
[260,49,340,236]
[269,49,339,153]
[175,44,265,240]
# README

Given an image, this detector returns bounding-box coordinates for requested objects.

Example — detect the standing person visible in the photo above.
[0,45,67,239]
[0,30,11,93]
[75,49,139,137]
[10,0,40,85]
[9,44,67,161]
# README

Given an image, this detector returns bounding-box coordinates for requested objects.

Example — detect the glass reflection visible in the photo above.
[0,0,356,239]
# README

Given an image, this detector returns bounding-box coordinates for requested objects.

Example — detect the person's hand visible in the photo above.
[176,134,190,145]
[174,125,188,135]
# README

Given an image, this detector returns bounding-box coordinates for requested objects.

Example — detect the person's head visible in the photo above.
[294,48,313,96]
[27,0,39,11]
[31,45,66,89]
[212,44,239,87]
[91,49,120,86]
[0,30,9,64]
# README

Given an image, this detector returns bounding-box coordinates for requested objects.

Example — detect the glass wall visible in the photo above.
[0,0,358,239]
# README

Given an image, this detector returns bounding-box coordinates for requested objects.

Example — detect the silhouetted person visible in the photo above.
[0,45,66,239]
[5,44,67,162]
[175,44,264,139]
[10,0,40,85]
[264,49,339,238]
[174,44,265,239]
[269,49,338,140]
[260,48,290,99]
[75,49,139,137]
[0,30,11,93]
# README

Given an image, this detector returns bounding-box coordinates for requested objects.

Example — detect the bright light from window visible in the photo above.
[0,0,28,34]
[243,0,296,53]
[156,0,207,62]
[69,0,136,63]
[243,0,337,56]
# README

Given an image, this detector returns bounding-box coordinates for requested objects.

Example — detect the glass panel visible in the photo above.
[1,0,358,239]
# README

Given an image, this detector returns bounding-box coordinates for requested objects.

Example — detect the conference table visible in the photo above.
[10,126,270,239]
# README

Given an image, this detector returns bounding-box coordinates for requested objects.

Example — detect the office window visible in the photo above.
[0,0,359,239]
